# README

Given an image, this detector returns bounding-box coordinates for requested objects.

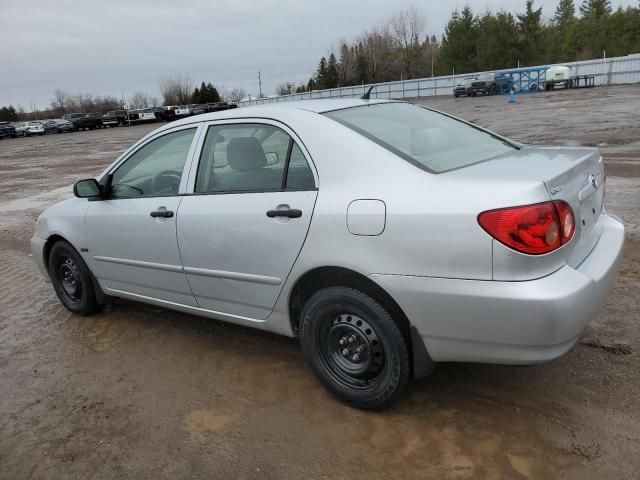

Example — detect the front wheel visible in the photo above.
[299,286,410,409]
[48,241,100,315]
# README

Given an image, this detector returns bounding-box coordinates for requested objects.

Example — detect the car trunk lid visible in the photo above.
[454,145,605,270]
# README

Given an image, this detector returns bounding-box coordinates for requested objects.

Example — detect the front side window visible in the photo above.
[325,103,516,173]
[110,128,196,198]
[195,123,315,193]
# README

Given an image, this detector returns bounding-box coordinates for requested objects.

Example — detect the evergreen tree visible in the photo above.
[517,0,544,66]
[438,7,479,73]
[554,0,576,24]
[326,53,339,88]
[354,43,370,84]
[192,82,221,103]
[476,11,519,70]
[0,105,18,122]
[204,82,221,102]
[580,0,612,18]
[306,78,315,91]
[315,56,328,88]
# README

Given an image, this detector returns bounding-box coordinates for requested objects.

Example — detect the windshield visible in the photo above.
[324,103,517,173]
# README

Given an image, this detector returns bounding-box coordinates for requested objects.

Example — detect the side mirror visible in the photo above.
[74,178,101,198]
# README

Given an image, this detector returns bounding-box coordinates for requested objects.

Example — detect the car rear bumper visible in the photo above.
[370,213,625,365]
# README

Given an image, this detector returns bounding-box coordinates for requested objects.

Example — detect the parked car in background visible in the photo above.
[545,65,571,90]
[188,104,207,116]
[32,99,624,409]
[127,109,141,124]
[140,108,158,123]
[453,77,477,97]
[151,107,166,122]
[174,105,191,118]
[0,121,17,138]
[15,121,45,136]
[128,109,156,124]
[470,72,512,95]
[62,113,84,121]
[102,110,128,127]
[51,119,74,133]
[70,113,102,131]
[206,102,234,112]
[162,105,179,122]
[35,120,57,134]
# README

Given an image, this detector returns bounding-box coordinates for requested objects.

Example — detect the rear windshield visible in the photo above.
[324,103,517,173]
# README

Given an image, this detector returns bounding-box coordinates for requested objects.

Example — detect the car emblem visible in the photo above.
[589,174,598,189]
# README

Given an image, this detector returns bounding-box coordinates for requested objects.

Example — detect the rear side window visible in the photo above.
[195,123,315,193]
[325,103,516,173]
[286,144,315,190]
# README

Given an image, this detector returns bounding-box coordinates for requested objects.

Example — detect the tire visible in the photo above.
[488,84,497,95]
[299,286,410,409]
[454,93,459,98]
[48,241,100,315]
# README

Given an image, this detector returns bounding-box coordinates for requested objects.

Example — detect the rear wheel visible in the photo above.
[48,241,100,315]
[299,286,410,409]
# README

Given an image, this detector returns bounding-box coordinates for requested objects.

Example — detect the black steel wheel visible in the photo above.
[299,286,410,409]
[57,256,83,305]
[48,241,100,315]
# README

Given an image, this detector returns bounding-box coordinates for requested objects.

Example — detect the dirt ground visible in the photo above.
[1,85,639,479]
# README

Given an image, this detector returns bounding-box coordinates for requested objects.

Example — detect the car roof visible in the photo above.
[165,98,392,127]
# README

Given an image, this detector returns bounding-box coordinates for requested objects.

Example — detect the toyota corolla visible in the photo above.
[32,99,624,409]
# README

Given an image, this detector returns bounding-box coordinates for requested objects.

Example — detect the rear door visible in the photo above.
[177,120,318,320]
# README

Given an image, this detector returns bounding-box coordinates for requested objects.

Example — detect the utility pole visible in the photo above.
[258,71,263,98]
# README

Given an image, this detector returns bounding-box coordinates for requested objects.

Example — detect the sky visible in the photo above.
[0,0,636,110]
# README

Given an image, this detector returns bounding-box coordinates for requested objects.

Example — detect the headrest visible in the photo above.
[227,137,266,172]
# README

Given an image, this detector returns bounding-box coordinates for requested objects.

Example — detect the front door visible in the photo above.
[177,122,318,319]
[86,126,200,306]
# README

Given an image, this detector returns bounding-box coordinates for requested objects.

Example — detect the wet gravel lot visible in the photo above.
[1,85,639,479]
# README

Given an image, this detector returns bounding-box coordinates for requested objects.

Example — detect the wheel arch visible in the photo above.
[288,266,433,378]
[43,233,70,274]
[43,233,110,305]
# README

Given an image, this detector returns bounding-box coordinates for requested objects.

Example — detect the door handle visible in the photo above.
[150,208,174,218]
[266,208,302,219]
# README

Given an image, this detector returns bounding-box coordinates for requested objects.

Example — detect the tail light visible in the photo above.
[478,201,575,255]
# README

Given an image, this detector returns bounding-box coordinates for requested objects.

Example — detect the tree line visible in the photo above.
[2,77,245,122]
[280,0,640,93]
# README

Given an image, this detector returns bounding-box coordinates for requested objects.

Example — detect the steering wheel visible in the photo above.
[150,170,182,194]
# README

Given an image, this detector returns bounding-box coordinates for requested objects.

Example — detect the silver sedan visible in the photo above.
[32,99,625,409]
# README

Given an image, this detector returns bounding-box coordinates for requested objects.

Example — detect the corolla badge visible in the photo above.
[590,173,599,189]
